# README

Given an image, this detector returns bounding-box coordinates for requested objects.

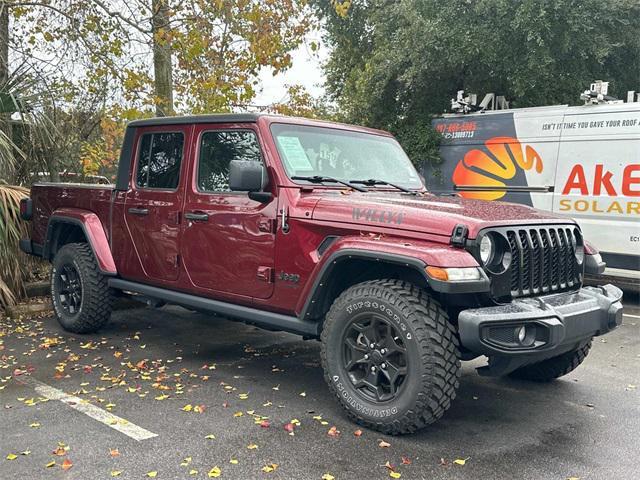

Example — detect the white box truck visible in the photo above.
[426,87,639,288]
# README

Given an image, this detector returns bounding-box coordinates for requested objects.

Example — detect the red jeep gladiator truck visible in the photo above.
[19,114,623,434]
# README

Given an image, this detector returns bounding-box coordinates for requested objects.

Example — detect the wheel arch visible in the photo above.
[44,209,117,275]
[298,249,433,322]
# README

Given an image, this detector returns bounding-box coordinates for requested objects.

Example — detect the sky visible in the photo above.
[253,30,329,106]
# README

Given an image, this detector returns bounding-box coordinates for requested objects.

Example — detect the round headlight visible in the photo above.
[573,231,584,264]
[479,235,494,264]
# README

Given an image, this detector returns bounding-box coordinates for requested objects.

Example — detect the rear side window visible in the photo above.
[136,132,184,189]
[198,130,262,192]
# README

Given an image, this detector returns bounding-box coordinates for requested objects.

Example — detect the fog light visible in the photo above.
[515,325,527,344]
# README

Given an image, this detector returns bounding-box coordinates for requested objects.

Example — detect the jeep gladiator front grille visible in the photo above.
[506,227,581,298]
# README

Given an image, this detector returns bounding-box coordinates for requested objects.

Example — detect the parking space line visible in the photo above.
[623,313,640,320]
[16,376,158,441]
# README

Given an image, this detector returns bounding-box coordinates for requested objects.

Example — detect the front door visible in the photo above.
[124,126,190,283]
[181,124,277,299]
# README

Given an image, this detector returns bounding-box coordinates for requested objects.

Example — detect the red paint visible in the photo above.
[51,208,117,274]
[25,114,580,316]
[562,164,588,195]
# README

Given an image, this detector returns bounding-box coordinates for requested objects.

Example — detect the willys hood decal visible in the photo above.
[310,192,573,238]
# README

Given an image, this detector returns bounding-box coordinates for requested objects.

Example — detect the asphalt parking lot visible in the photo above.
[1,293,638,480]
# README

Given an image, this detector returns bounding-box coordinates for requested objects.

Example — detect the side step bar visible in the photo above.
[108,279,319,337]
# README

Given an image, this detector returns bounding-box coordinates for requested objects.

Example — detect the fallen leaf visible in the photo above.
[247,443,258,450]
[29,422,41,428]
[155,394,169,401]
[230,458,238,465]
[6,453,17,460]
[110,449,120,458]
[189,469,198,475]
[299,392,306,397]
[284,422,295,433]
[182,404,193,412]
[379,440,391,448]
[53,446,67,456]
[111,471,122,477]
[327,426,340,437]
[61,458,73,470]
[454,457,470,466]
[45,461,56,468]
[233,411,243,417]
[401,456,411,465]
[208,466,222,478]
[205,434,216,440]
[261,463,278,473]
[353,429,362,437]
[322,474,335,480]
[389,472,402,479]
[146,471,158,478]
[194,404,206,413]
[260,420,270,428]
[181,457,192,467]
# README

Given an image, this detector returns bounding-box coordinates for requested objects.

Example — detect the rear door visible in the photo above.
[180,124,277,299]
[124,125,190,283]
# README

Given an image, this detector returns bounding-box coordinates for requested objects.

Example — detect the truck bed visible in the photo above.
[30,183,114,246]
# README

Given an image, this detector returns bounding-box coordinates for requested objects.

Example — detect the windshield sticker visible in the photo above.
[277,136,314,171]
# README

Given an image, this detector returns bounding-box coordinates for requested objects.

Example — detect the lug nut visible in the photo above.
[380,348,386,354]
[371,366,376,372]
[364,354,369,360]
[370,343,375,349]
[381,363,387,369]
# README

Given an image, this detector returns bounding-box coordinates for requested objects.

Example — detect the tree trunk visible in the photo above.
[0,0,14,181]
[151,0,174,117]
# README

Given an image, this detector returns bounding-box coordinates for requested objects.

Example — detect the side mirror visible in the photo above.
[228,160,272,202]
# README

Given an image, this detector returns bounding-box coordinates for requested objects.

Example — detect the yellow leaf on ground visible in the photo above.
[6,453,17,460]
[208,466,222,477]
[233,411,243,417]
[155,394,169,401]
[322,474,335,480]
[379,440,391,448]
[146,471,158,478]
[111,471,122,477]
[454,457,469,466]
[247,443,258,450]
[390,472,402,479]
[29,422,41,428]
[189,469,198,475]
[262,463,278,473]
[45,461,56,468]
[182,404,193,412]
[230,459,238,464]
[205,434,216,439]
[180,457,192,467]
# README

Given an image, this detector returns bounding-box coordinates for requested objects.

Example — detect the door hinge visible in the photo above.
[256,266,274,283]
[258,218,277,234]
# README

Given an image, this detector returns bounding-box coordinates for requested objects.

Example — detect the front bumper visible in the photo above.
[458,285,623,365]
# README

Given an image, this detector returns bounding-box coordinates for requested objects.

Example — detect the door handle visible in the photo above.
[128,207,149,216]
[185,212,209,222]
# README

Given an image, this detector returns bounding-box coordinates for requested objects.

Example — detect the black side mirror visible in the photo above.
[229,160,272,202]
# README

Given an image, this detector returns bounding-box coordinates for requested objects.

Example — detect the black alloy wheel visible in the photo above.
[342,313,408,402]
[54,263,83,315]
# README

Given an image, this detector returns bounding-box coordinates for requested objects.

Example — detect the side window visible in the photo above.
[198,130,262,192]
[136,132,184,189]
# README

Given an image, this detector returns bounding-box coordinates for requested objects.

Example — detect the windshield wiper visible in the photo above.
[350,178,418,195]
[291,175,368,192]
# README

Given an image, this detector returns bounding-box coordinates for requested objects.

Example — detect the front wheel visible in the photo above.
[320,280,461,435]
[508,341,592,382]
[51,243,113,334]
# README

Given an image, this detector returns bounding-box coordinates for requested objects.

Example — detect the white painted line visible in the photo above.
[623,313,640,320]
[16,376,157,441]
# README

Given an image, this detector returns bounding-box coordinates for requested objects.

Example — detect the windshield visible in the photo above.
[270,123,424,190]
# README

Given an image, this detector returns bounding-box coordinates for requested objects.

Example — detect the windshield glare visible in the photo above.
[270,123,424,189]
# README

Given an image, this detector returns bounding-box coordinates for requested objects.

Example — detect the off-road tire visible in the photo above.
[508,341,592,382]
[51,243,113,334]
[320,279,461,435]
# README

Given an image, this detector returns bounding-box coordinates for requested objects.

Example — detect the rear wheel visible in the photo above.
[508,341,592,382]
[51,243,113,333]
[320,279,460,435]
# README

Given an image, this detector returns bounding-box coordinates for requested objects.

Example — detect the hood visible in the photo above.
[309,191,574,239]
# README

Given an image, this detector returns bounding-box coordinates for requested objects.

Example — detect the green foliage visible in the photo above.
[313,0,640,163]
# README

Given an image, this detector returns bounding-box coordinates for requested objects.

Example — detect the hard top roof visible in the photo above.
[127,113,262,127]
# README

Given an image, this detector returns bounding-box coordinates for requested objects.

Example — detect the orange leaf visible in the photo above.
[61,458,73,470]
[353,429,362,437]
[110,449,120,457]
[327,426,340,437]
[401,456,411,465]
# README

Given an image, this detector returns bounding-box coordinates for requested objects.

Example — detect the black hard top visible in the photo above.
[127,113,263,127]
